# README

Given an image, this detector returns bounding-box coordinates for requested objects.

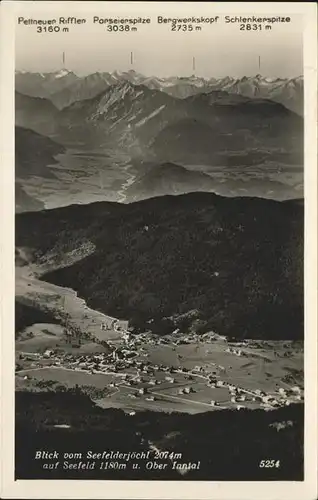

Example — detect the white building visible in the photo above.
[270,398,279,406]
[210,399,219,406]
[237,395,246,402]
[101,318,129,331]
[262,395,271,403]
[291,386,301,394]
[43,349,53,358]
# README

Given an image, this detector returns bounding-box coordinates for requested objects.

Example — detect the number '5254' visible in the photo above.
[259,460,280,468]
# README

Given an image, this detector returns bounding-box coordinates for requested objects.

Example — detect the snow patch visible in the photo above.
[54,69,71,79]
[135,105,165,127]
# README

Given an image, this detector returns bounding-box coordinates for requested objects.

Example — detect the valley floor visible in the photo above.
[15,262,304,415]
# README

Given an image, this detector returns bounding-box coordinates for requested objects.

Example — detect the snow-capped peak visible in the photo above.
[263,77,277,83]
[54,69,71,79]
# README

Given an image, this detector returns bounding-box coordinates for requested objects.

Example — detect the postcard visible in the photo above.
[0,1,317,499]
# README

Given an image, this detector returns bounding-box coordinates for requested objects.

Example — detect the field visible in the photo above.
[16,323,110,355]
[16,367,120,388]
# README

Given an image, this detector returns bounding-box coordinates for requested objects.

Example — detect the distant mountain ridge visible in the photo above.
[54,82,302,160]
[15,69,79,99]
[15,72,303,209]
[15,70,303,115]
[49,73,114,109]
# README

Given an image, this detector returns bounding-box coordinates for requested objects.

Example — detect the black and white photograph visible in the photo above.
[1,1,317,498]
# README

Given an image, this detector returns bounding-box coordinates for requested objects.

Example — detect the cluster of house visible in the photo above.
[206,375,303,409]
[100,318,129,333]
[19,323,303,414]
[45,344,304,411]
[225,347,245,357]
[127,387,156,401]
[178,386,195,395]
[277,385,302,401]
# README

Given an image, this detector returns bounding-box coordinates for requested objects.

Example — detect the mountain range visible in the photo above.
[15,71,304,209]
[15,72,303,160]
[15,69,79,99]
[16,70,303,115]
[52,81,303,161]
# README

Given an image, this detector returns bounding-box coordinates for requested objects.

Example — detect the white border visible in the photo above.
[1,2,317,499]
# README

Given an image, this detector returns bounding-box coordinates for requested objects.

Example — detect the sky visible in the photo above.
[15,2,303,78]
